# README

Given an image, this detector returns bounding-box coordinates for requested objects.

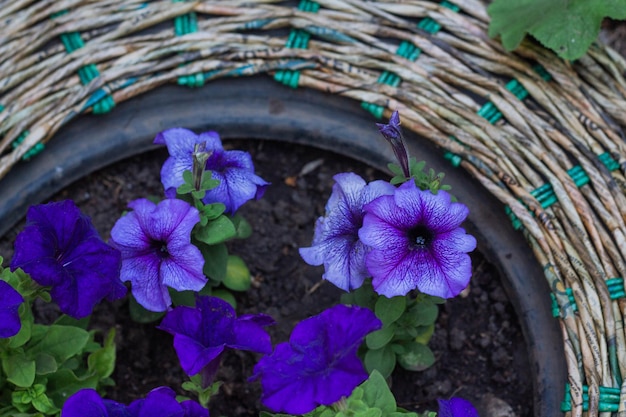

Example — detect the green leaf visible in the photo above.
[53,315,90,330]
[27,325,89,363]
[487,0,626,60]
[46,368,99,407]
[128,295,165,323]
[364,345,396,379]
[375,296,406,326]
[194,215,237,245]
[198,242,228,283]
[9,303,33,349]
[366,326,395,350]
[169,288,197,307]
[34,353,57,376]
[222,256,251,292]
[231,214,253,239]
[2,353,36,387]
[360,370,397,414]
[30,390,58,414]
[396,342,435,372]
[200,203,226,221]
[414,323,435,345]
[87,329,116,379]
[341,280,377,309]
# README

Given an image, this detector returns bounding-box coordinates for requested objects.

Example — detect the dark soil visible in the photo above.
[0,140,531,416]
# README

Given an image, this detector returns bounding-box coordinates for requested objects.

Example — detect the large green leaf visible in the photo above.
[26,325,89,364]
[2,352,36,387]
[360,371,396,414]
[488,0,626,60]
[374,296,406,326]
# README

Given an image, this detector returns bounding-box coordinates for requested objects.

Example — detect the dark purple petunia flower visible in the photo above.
[438,397,479,417]
[155,128,269,213]
[299,173,394,292]
[10,200,126,319]
[61,387,208,417]
[0,280,24,338]
[128,387,209,417]
[376,110,410,178]
[109,198,206,312]
[359,180,476,298]
[159,295,274,385]
[250,305,382,415]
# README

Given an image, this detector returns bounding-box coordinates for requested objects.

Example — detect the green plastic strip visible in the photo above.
[52,12,115,114]
[275,0,320,88]
[362,1,459,118]
[550,288,578,317]
[561,383,621,412]
[173,0,203,87]
[11,131,43,161]
[551,279,625,318]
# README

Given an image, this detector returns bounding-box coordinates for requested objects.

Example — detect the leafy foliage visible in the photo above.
[341,281,443,378]
[388,158,451,195]
[488,0,626,60]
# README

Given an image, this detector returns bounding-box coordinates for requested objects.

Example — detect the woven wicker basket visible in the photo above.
[3,1,626,415]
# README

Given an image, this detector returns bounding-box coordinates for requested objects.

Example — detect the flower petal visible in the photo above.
[0,281,23,338]
[438,397,479,417]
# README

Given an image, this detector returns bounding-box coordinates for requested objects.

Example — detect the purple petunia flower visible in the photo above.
[250,305,382,414]
[155,128,269,213]
[10,200,126,319]
[61,387,208,417]
[299,173,394,292]
[109,198,206,312]
[159,295,274,385]
[376,110,410,178]
[438,397,479,417]
[359,180,476,298]
[0,280,24,338]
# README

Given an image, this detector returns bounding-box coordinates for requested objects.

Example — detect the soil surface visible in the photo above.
[0,140,531,416]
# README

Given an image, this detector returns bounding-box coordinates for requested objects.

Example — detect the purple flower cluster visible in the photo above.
[0,280,23,338]
[61,386,208,417]
[155,128,269,213]
[11,200,126,318]
[438,397,479,417]
[300,113,476,299]
[159,296,274,385]
[251,305,381,414]
[110,198,207,312]
[300,174,475,298]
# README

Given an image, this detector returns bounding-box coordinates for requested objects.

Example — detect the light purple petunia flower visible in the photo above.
[10,200,126,319]
[250,304,382,415]
[159,295,274,385]
[61,387,208,417]
[155,128,269,213]
[359,180,476,298]
[109,198,206,312]
[0,280,24,338]
[438,397,479,417]
[299,173,394,292]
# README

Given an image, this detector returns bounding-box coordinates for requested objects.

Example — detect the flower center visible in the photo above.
[152,240,169,259]
[407,225,433,249]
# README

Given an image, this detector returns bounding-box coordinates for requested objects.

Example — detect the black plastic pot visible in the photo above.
[0,75,565,416]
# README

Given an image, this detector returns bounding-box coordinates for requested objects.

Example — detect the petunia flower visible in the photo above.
[438,397,480,417]
[61,387,208,417]
[155,128,269,213]
[10,200,126,319]
[359,180,476,298]
[250,304,382,415]
[299,173,394,292]
[109,198,206,312]
[0,280,24,338]
[376,110,410,178]
[159,295,274,386]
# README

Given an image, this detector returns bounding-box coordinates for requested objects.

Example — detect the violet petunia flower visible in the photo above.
[376,110,410,179]
[250,305,382,415]
[109,198,206,312]
[359,180,476,298]
[155,128,269,213]
[0,280,24,338]
[61,387,208,417]
[159,295,274,386]
[438,397,479,417]
[299,173,394,292]
[10,200,126,319]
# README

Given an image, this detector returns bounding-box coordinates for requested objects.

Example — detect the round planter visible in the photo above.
[0,76,566,416]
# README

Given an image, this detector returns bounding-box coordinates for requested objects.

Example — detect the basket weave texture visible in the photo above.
[3,1,626,415]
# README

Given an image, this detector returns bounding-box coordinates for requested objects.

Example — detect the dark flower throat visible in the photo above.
[407,225,433,249]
